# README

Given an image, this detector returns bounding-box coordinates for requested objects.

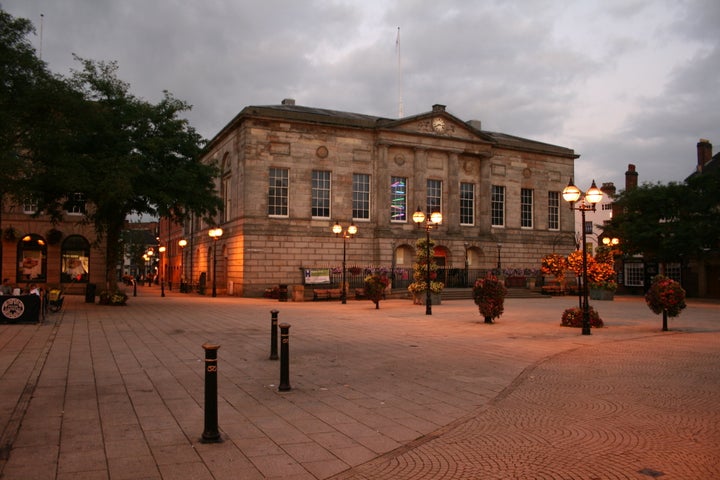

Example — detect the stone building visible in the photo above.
[162,100,579,297]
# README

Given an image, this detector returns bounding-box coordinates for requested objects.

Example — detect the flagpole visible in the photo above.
[396,26,404,118]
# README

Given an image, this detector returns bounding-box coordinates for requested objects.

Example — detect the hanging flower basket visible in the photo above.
[46,228,63,245]
[473,274,507,324]
[561,307,604,328]
[3,227,21,242]
[645,275,686,331]
[364,274,389,309]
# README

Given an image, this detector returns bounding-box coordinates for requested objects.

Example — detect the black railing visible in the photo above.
[323,266,495,291]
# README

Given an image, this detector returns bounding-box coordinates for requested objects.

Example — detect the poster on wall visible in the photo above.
[62,254,89,282]
[19,251,43,281]
[304,268,330,284]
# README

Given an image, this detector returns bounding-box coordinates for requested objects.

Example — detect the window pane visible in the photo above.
[548,191,559,230]
[390,177,407,221]
[268,168,289,216]
[311,170,331,218]
[61,235,90,283]
[624,263,644,287]
[491,185,505,226]
[352,173,370,220]
[521,188,533,228]
[427,179,442,215]
[460,183,474,225]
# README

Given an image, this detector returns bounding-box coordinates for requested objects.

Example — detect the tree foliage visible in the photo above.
[606,172,720,263]
[1,8,221,288]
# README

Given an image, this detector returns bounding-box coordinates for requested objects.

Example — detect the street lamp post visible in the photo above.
[146,249,154,286]
[208,228,223,297]
[178,239,187,292]
[331,222,358,304]
[496,243,502,271]
[412,207,443,315]
[464,242,469,287]
[563,178,604,335]
[158,246,166,297]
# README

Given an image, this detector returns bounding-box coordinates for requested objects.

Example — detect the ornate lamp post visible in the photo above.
[602,237,619,247]
[412,207,443,315]
[178,239,187,292]
[208,228,223,297]
[563,178,604,335]
[331,222,358,304]
[158,246,166,297]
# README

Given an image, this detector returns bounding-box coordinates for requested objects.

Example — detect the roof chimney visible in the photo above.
[432,104,446,113]
[697,139,712,173]
[601,182,616,197]
[467,120,482,131]
[281,98,296,106]
[625,164,638,191]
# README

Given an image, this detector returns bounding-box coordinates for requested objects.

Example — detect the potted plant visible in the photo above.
[364,274,390,309]
[645,274,686,331]
[589,280,617,300]
[473,273,507,324]
[407,238,444,305]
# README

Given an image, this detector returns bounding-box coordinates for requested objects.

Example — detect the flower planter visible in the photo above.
[413,292,441,305]
[589,288,614,301]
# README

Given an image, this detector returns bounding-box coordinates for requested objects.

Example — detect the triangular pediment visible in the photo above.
[378,108,495,143]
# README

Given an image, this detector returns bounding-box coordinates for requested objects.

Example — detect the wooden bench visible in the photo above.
[313,288,342,301]
[541,281,564,295]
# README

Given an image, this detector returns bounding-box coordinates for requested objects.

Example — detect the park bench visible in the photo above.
[313,288,342,301]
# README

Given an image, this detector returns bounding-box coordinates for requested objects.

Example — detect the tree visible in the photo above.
[0,9,68,226]
[607,173,720,263]
[2,7,221,289]
[42,57,222,288]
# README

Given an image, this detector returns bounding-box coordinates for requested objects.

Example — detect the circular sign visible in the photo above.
[2,298,25,319]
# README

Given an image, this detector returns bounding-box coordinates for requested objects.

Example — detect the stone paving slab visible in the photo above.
[0,289,718,479]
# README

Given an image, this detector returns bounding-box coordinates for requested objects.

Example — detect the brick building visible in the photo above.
[1,197,106,295]
[161,101,579,297]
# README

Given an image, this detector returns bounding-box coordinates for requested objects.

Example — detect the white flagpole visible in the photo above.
[396,26,404,118]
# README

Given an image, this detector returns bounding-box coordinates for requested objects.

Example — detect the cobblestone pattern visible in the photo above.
[331,334,720,479]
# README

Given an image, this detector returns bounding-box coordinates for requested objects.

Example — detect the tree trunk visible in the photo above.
[104,218,125,292]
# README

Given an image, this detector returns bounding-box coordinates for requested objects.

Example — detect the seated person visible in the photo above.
[1,278,12,295]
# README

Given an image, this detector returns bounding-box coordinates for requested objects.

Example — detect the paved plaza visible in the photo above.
[0,288,718,479]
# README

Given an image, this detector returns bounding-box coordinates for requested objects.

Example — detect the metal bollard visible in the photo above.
[278,323,291,391]
[200,343,222,443]
[269,310,279,360]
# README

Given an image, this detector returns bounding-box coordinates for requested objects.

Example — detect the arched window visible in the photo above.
[61,235,90,283]
[17,234,47,283]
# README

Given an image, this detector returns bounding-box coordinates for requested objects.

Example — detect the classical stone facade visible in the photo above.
[165,101,578,297]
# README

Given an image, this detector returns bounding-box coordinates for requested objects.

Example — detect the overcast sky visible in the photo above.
[3,0,719,191]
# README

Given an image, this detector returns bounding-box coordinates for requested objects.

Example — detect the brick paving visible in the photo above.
[0,289,718,479]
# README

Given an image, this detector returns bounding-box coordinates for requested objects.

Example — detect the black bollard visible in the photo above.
[269,310,279,360]
[200,343,222,443]
[278,323,291,391]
